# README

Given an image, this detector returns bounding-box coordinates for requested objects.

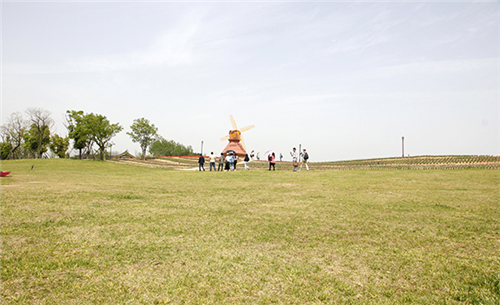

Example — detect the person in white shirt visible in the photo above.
[290,147,298,172]
[209,152,217,171]
[225,153,233,171]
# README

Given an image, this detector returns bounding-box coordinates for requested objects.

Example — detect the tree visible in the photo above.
[149,136,195,157]
[66,110,90,159]
[127,118,158,160]
[85,113,123,161]
[0,142,13,160]
[24,123,50,158]
[0,112,29,159]
[49,134,70,158]
[25,108,54,158]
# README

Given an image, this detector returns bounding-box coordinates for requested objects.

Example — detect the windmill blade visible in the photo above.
[220,135,230,141]
[229,115,238,130]
[240,136,247,151]
[239,124,255,133]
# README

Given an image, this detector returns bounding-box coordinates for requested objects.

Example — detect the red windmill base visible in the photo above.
[222,130,247,157]
[220,116,255,157]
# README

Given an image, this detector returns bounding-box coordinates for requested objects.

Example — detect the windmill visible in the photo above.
[220,115,255,157]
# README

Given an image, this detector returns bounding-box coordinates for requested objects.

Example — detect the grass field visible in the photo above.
[1,159,499,304]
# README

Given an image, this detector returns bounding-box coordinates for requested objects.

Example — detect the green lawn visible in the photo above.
[1,159,499,304]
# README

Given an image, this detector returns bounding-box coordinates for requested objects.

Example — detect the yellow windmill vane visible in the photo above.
[220,115,255,156]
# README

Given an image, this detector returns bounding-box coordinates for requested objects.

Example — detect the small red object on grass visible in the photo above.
[1,171,11,177]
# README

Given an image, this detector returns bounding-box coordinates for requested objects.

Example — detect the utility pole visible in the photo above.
[402,137,405,158]
[298,144,302,162]
[201,141,204,156]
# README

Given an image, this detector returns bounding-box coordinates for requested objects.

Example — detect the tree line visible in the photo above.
[0,108,195,160]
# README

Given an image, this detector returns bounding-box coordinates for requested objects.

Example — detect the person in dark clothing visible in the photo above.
[233,153,238,171]
[225,153,231,171]
[198,154,205,171]
[218,153,225,171]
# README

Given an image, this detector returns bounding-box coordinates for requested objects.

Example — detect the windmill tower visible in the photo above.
[220,115,255,157]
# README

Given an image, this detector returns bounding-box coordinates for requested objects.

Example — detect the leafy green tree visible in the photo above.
[24,124,50,158]
[127,118,158,160]
[66,110,122,160]
[25,108,54,158]
[49,134,70,158]
[85,113,123,161]
[0,112,28,159]
[66,110,90,159]
[0,142,13,160]
[149,136,195,156]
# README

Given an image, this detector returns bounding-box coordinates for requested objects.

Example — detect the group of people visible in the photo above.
[198,152,248,171]
[290,147,309,172]
[198,148,309,172]
[249,150,283,162]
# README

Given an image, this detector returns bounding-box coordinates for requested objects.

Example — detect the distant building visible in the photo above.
[111,151,136,160]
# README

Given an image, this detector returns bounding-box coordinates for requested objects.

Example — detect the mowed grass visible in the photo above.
[1,159,499,304]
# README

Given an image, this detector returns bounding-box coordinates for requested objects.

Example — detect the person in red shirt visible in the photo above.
[269,152,276,171]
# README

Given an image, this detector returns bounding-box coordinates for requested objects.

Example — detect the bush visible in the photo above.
[1,142,13,160]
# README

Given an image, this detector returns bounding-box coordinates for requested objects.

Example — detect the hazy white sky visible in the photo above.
[2,0,499,161]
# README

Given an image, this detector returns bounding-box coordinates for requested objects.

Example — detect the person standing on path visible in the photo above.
[280,153,283,161]
[227,153,234,171]
[218,153,225,171]
[244,153,250,170]
[225,153,231,171]
[198,154,205,171]
[233,153,238,171]
[209,152,217,171]
[269,152,276,171]
[300,149,309,171]
[290,147,298,172]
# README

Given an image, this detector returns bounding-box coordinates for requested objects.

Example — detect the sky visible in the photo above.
[2,0,499,161]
